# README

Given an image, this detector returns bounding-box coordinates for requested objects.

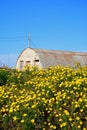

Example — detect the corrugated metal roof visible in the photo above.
[16,48,87,69]
[32,48,87,67]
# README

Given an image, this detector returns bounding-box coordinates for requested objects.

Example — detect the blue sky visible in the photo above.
[0,0,87,67]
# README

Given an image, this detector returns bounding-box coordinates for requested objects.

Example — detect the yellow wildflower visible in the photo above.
[21,119,24,123]
[77,125,81,128]
[23,113,27,117]
[69,117,72,121]
[13,116,17,121]
[76,117,80,121]
[31,119,35,123]
[64,110,69,116]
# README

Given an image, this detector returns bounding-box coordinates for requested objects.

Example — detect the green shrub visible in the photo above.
[0,68,10,86]
[0,65,87,130]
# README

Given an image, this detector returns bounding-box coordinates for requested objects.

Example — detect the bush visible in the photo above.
[0,65,87,130]
[0,68,10,86]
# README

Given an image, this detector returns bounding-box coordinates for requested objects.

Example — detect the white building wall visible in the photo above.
[16,48,42,70]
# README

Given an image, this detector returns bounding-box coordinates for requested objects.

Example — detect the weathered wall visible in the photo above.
[16,48,42,70]
[16,48,87,70]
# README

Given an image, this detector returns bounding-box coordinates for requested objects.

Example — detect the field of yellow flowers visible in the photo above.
[0,65,87,130]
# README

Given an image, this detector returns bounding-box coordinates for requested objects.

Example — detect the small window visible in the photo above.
[34,60,39,62]
[26,61,30,65]
[20,60,24,70]
[34,59,39,66]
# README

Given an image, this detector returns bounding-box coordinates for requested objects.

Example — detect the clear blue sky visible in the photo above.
[0,0,87,67]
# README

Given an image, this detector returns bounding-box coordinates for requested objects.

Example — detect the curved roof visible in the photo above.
[33,48,87,67]
[16,48,87,68]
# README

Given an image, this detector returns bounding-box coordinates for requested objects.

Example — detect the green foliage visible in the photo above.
[0,68,10,86]
[0,65,87,130]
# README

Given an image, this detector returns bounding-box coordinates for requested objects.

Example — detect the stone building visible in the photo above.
[16,48,87,70]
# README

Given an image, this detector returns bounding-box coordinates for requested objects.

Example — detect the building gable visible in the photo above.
[16,48,87,70]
